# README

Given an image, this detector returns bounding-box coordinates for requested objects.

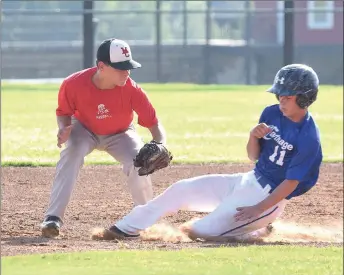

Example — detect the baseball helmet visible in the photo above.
[267,64,319,108]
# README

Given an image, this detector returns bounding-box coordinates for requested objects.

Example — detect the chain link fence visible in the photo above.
[1,1,343,84]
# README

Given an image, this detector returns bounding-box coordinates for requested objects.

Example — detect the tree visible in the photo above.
[2,1,227,44]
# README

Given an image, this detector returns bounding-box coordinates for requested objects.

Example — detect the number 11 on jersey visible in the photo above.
[269,145,286,166]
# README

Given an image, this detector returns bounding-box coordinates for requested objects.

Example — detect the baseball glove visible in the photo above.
[133,141,173,176]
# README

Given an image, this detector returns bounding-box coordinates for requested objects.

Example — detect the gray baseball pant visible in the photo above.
[44,118,153,221]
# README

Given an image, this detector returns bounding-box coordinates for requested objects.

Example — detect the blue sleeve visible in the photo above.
[258,107,269,123]
[286,138,321,182]
[257,107,270,149]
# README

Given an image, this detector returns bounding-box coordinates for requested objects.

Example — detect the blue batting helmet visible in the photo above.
[267,64,319,108]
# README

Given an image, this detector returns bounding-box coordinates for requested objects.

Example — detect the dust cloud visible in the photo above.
[141,219,343,244]
[262,220,343,243]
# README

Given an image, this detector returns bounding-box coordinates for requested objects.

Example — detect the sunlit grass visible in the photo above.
[2,83,342,166]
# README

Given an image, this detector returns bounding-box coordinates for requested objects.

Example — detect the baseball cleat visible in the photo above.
[266,223,274,234]
[41,216,62,238]
[92,225,140,241]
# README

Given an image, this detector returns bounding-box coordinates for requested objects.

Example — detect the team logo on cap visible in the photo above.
[121,47,130,57]
[275,77,285,85]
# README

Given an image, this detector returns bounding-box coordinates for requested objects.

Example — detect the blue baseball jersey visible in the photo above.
[254,104,323,199]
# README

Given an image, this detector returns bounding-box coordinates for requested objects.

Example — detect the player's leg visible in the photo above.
[188,171,287,240]
[111,173,243,236]
[41,119,98,236]
[102,126,153,205]
[218,199,288,241]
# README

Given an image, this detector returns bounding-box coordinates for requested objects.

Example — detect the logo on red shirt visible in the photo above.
[96,103,112,120]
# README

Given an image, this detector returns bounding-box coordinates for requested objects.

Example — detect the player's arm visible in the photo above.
[131,82,167,144]
[148,123,167,145]
[235,179,299,221]
[246,107,271,161]
[57,116,72,129]
[255,179,299,212]
[55,80,75,147]
[246,123,271,161]
[56,80,75,125]
[246,135,260,161]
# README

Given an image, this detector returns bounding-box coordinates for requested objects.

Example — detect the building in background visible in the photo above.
[251,0,343,46]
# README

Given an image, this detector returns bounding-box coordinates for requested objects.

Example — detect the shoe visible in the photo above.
[102,225,140,240]
[266,223,274,234]
[248,223,274,239]
[41,216,62,238]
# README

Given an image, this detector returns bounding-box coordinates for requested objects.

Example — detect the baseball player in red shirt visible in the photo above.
[41,38,167,238]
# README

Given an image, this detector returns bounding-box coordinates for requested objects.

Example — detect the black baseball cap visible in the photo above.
[96,38,141,70]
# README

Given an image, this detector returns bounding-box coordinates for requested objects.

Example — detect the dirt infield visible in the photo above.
[1,163,343,256]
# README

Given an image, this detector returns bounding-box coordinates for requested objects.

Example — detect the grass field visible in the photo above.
[1,82,343,275]
[2,246,343,275]
[2,83,343,166]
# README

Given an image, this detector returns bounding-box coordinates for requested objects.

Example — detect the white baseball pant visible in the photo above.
[44,118,153,220]
[115,170,287,239]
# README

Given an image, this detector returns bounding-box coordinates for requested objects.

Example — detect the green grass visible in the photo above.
[2,246,343,275]
[2,83,343,166]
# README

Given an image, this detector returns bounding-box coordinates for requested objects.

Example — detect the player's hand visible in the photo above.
[250,123,272,139]
[234,205,263,222]
[57,125,72,148]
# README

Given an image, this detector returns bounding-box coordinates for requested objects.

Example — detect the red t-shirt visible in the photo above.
[56,67,158,135]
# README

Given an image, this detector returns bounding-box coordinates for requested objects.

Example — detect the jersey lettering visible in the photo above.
[269,145,286,166]
[263,125,294,151]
